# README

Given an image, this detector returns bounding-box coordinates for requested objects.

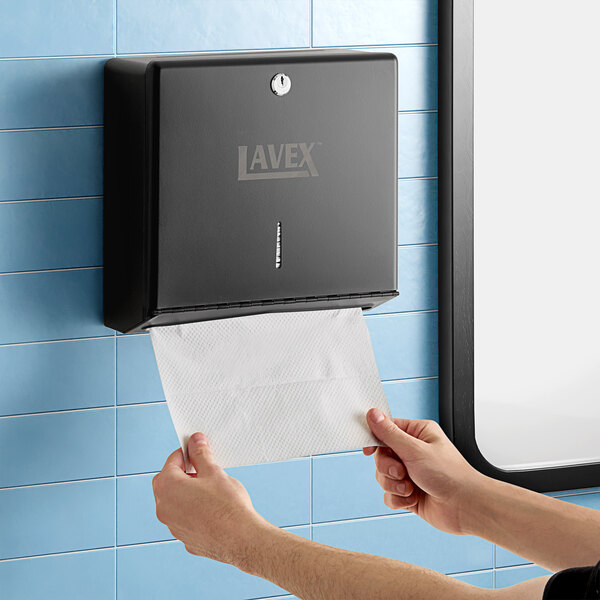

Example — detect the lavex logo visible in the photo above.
[238,143,319,181]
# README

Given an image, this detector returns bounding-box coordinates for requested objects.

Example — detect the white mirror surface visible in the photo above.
[474,0,600,470]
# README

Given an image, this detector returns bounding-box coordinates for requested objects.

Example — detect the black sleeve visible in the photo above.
[543,561,600,600]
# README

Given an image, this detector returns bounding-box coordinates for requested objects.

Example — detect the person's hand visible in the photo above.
[363,409,486,535]
[152,432,275,567]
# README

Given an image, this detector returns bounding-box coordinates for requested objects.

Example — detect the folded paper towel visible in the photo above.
[150,307,390,469]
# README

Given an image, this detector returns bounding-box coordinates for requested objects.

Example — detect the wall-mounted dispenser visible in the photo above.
[104,50,398,333]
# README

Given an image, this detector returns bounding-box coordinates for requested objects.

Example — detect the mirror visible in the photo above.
[439,0,600,491]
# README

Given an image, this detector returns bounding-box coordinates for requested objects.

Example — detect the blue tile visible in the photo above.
[313,0,437,46]
[0,58,105,129]
[398,178,438,246]
[117,475,173,546]
[495,565,551,588]
[313,514,493,574]
[384,378,439,421]
[0,128,103,202]
[117,404,178,475]
[0,408,115,487]
[117,461,311,544]
[495,545,531,569]
[0,269,112,344]
[368,245,438,315]
[0,478,115,559]
[398,112,437,178]
[0,0,113,58]
[366,312,438,381]
[312,452,396,523]
[0,549,115,600]
[117,335,165,405]
[0,198,102,272]
[117,0,310,54]
[228,460,311,527]
[377,46,438,111]
[560,492,600,510]
[117,529,310,600]
[452,571,494,588]
[0,338,114,416]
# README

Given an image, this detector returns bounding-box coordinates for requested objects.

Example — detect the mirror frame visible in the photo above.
[438,0,600,492]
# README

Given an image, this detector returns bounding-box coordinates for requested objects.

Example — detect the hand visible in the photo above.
[152,432,275,566]
[363,409,485,535]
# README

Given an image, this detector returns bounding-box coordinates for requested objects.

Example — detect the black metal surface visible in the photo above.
[104,50,398,333]
[439,0,600,492]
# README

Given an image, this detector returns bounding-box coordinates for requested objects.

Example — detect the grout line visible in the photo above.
[315,42,439,49]
[114,328,118,600]
[0,195,102,205]
[310,0,314,48]
[398,109,438,115]
[0,474,115,492]
[0,124,102,133]
[398,176,438,181]
[365,309,438,319]
[309,454,314,540]
[0,405,114,420]
[0,54,112,62]
[0,545,115,563]
[116,45,311,58]
[312,512,413,528]
[0,335,115,349]
[0,265,102,277]
[493,545,497,588]
[397,243,438,248]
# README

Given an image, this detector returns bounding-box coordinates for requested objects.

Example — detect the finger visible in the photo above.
[392,418,443,443]
[363,446,377,456]
[366,409,423,460]
[373,447,406,479]
[187,432,220,477]
[163,448,186,472]
[375,471,414,497]
[383,490,420,511]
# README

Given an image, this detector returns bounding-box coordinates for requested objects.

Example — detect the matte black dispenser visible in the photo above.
[104,50,398,333]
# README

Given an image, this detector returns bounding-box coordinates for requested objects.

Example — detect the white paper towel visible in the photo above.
[150,307,390,469]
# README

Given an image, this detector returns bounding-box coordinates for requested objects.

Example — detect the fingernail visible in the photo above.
[396,482,406,494]
[190,433,208,446]
[371,409,385,423]
[389,466,399,479]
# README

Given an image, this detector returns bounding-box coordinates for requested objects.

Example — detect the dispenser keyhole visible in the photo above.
[270,73,291,96]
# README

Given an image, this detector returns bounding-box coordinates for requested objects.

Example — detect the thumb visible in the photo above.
[367,409,422,460]
[187,432,219,476]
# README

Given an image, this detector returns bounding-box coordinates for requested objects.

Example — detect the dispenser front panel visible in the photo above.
[154,52,397,310]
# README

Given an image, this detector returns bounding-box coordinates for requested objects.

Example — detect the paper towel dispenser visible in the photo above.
[104,50,398,333]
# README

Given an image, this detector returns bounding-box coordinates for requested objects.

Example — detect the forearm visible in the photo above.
[239,524,492,600]
[464,476,600,571]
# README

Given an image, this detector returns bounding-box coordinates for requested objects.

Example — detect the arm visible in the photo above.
[364,409,600,572]
[152,432,548,600]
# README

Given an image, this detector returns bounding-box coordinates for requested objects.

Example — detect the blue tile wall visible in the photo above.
[0,198,102,272]
[0,338,114,416]
[0,408,115,487]
[0,269,111,344]
[0,0,113,59]
[0,128,103,201]
[116,334,165,405]
[0,1,593,598]
[0,478,115,559]
[0,58,105,129]
[0,549,115,600]
[116,0,311,54]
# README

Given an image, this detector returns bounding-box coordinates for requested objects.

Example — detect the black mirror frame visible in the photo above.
[438,0,600,492]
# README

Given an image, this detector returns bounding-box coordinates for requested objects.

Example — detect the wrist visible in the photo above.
[234,518,285,575]
[456,472,500,536]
